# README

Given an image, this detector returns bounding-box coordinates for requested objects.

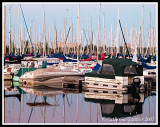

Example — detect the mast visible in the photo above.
[155,18,156,55]
[34,23,36,55]
[123,22,127,55]
[48,25,50,55]
[107,31,109,54]
[20,23,22,54]
[53,20,56,53]
[4,6,6,57]
[141,6,144,55]
[93,33,95,54]
[136,13,139,56]
[87,25,89,54]
[82,27,85,54]
[110,24,112,55]
[72,22,73,53]
[66,9,68,54]
[12,25,14,54]
[19,24,22,55]
[13,25,16,54]
[90,16,92,55]
[112,20,115,54]
[145,29,149,55]
[77,4,80,63]
[152,27,154,55]
[35,25,37,54]
[38,25,40,53]
[63,18,66,54]
[64,9,68,55]
[43,5,46,57]
[59,30,61,53]
[9,6,11,54]
[125,22,128,55]
[80,30,83,55]
[29,22,32,53]
[119,20,130,56]
[22,22,25,54]
[130,27,133,54]
[16,32,19,54]
[18,5,21,55]
[97,3,101,61]
[102,13,105,53]
[56,27,57,53]
[133,25,135,55]
[149,12,151,55]
[68,22,72,54]
[108,29,110,54]
[132,27,138,62]
[80,25,83,55]
[73,31,75,54]
[117,7,120,54]
[153,18,156,55]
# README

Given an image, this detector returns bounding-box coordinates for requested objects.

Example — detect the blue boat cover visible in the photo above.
[153,55,156,61]
[92,63,101,71]
[62,55,77,62]
[139,54,151,63]
[141,59,156,69]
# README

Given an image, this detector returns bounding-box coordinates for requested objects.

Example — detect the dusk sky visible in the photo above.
[3,2,157,47]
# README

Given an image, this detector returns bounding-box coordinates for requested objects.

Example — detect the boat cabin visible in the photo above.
[83,58,144,90]
[85,58,143,79]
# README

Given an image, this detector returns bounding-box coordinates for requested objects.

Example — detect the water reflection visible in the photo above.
[84,88,144,119]
[3,81,156,124]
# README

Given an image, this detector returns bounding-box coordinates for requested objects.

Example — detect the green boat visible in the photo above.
[13,61,47,82]
[83,58,145,91]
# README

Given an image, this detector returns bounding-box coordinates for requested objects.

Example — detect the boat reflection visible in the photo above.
[18,85,81,123]
[4,88,21,102]
[20,86,63,98]
[83,87,145,119]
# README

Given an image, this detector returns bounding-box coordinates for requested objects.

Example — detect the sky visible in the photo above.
[2,2,157,47]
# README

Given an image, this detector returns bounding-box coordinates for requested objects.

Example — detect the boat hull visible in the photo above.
[19,74,84,88]
[83,76,144,91]
[4,73,12,80]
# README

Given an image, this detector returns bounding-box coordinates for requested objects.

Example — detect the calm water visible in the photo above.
[3,81,157,124]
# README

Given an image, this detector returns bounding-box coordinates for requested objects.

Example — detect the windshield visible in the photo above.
[101,64,115,75]
[124,65,137,75]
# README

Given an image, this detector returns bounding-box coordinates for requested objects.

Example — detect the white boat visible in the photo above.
[4,64,21,80]
[48,61,97,74]
[19,67,84,88]
[18,57,101,88]
[22,57,60,68]
[143,68,156,83]
[83,58,145,91]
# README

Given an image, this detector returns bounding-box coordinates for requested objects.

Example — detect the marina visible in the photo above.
[2,2,157,125]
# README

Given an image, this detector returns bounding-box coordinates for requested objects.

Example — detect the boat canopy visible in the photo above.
[102,58,140,76]
[84,97,142,118]
[101,103,142,118]
[85,58,143,78]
